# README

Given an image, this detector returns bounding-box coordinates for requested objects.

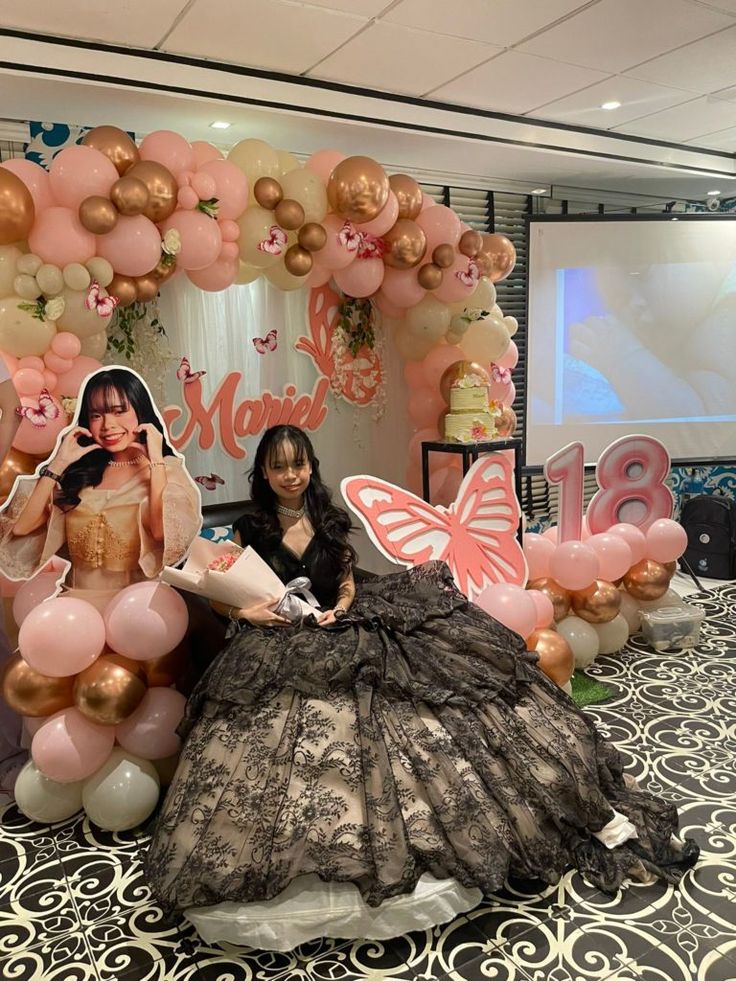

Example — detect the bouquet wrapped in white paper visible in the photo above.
[161,537,319,621]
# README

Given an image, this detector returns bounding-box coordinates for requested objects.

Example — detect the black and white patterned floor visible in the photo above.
[1,584,735,981]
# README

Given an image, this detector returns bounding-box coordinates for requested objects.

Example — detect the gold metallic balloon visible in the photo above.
[82,126,140,176]
[2,654,75,717]
[327,156,389,224]
[297,222,327,252]
[623,559,670,601]
[388,173,422,220]
[284,244,313,277]
[527,578,571,623]
[432,244,455,269]
[525,628,574,687]
[78,195,119,234]
[0,169,35,246]
[479,233,516,283]
[475,252,493,278]
[151,257,177,285]
[382,219,427,269]
[73,653,147,726]
[439,360,490,404]
[125,161,177,223]
[663,560,677,577]
[571,579,621,624]
[253,177,283,210]
[496,406,517,437]
[274,198,305,231]
[107,273,137,308]
[459,229,483,258]
[0,447,41,502]
[110,176,150,216]
[417,262,443,290]
[134,274,159,303]
[142,644,192,689]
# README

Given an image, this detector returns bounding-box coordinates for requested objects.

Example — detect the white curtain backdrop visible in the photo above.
[157,277,412,573]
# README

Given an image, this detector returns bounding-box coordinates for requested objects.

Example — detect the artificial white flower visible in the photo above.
[44,296,66,322]
[162,229,182,256]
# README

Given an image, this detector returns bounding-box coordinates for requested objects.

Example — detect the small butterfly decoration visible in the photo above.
[357,234,386,260]
[338,221,362,252]
[341,453,527,602]
[253,329,278,355]
[194,473,225,491]
[176,356,207,384]
[16,389,60,428]
[491,363,511,385]
[257,226,287,256]
[456,259,480,288]
[85,281,119,318]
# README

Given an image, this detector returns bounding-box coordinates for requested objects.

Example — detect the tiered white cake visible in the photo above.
[443,373,498,443]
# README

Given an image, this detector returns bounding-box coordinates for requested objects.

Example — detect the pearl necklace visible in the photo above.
[277,504,305,519]
[107,455,148,468]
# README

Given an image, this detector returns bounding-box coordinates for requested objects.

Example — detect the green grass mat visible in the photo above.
[570,671,614,707]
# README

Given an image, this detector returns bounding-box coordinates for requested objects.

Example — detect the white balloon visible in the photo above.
[594,614,630,655]
[618,591,641,635]
[15,760,83,823]
[82,748,160,832]
[557,615,600,669]
[637,588,682,613]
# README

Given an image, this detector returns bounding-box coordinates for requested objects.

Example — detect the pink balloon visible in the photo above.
[333,257,384,298]
[53,356,103,398]
[403,360,426,389]
[12,573,60,627]
[49,145,119,210]
[191,141,224,167]
[408,387,445,428]
[190,172,216,200]
[29,207,96,267]
[429,465,462,508]
[218,219,240,242]
[489,373,513,404]
[138,130,195,178]
[32,707,114,783]
[408,427,439,466]
[305,149,346,186]
[542,526,559,544]
[372,291,404,319]
[607,523,647,566]
[18,356,45,372]
[475,582,537,640]
[587,533,633,582]
[305,264,331,288]
[549,541,600,591]
[0,575,22,599]
[496,340,519,371]
[528,589,555,629]
[434,254,476,304]
[42,369,58,391]
[416,205,461,254]
[51,332,82,359]
[380,267,425,309]
[198,159,250,221]
[44,352,74,374]
[12,368,45,396]
[23,716,47,740]
[219,241,240,261]
[177,171,194,189]
[187,255,239,291]
[522,533,555,580]
[646,519,687,563]
[160,210,222,272]
[104,581,188,660]
[419,194,436,212]
[1,159,55,213]
[421,344,464,391]
[177,187,199,210]
[19,597,106,677]
[115,688,186,760]
[13,395,67,455]
[358,192,399,237]
[96,214,162,277]
[312,214,357,271]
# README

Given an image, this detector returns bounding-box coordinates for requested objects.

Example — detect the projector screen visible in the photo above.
[526,216,736,466]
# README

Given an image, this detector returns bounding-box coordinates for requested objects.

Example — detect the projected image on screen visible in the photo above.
[526,218,736,466]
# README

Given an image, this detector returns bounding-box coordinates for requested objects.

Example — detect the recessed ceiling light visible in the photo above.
[601,100,622,111]
[671,217,679,221]
[209,120,231,130]
[531,188,547,195]
[707,189,721,196]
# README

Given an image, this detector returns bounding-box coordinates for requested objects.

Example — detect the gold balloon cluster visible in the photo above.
[622,558,673,601]
[525,628,574,687]
[0,168,35,246]
[253,176,325,278]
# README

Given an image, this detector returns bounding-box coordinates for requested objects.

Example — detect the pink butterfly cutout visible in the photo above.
[338,221,361,252]
[85,281,119,318]
[357,233,386,260]
[16,389,60,428]
[456,260,480,288]
[491,363,511,385]
[257,226,287,256]
[194,473,225,491]
[176,356,207,384]
[341,454,526,601]
[253,329,278,354]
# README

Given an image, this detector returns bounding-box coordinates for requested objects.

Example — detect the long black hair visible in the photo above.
[247,425,356,577]
[56,368,174,509]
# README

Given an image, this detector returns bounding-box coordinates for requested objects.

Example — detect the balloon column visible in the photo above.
[2,580,190,829]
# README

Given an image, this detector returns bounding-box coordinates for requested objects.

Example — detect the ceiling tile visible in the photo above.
[299,0,391,13]
[687,124,736,150]
[612,95,736,141]
[625,25,736,94]
[534,75,693,127]
[162,0,365,74]
[383,0,589,47]
[310,21,499,96]
[429,50,608,114]
[0,0,187,47]
[692,0,736,13]
[518,0,734,73]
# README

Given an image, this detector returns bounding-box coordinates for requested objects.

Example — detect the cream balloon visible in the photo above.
[593,613,630,655]
[36,263,65,297]
[13,273,40,300]
[16,253,42,276]
[0,296,56,356]
[0,244,23,297]
[503,315,519,337]
[405,294,451,341]
[279,168,328,223]
[393,322,437,361]
[85,257,115,288]
[618,591,641,635]
[81,747,160,832]
[277,149,301,175]
[460,315,510,364]
[228,139,280,198]
[62,263,91,292]
[56,286,112,338]
[237,206,282,268]
[556,615,600,669]
[79,331,108,360]
[14,760,83,823]
[265,260,307,292]
[235,261,262,286]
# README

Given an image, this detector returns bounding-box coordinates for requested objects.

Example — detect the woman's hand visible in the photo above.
[51,427,98,472]
[316,609,339,626]
[240,598,290,628]
[132,423,165,463]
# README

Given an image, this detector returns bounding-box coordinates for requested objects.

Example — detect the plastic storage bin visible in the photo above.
[639,605,704,652]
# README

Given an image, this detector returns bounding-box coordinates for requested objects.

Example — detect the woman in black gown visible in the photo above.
[145,425,697,949]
